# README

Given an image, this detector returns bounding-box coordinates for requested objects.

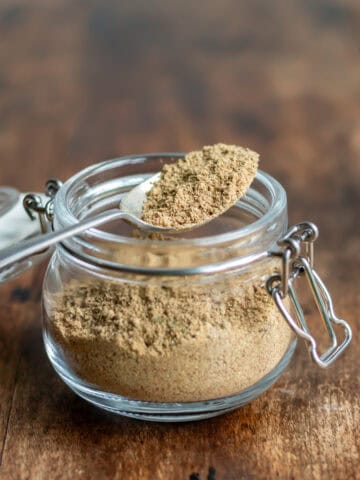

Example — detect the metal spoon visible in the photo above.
[0,172,211,273]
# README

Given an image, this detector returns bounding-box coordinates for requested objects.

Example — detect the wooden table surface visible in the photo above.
[0,0,359,478]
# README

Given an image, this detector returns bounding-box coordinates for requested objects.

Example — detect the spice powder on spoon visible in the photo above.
[142,143,259,228]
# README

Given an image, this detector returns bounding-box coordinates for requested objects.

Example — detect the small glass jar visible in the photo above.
[1,153,350,422]
[41,153,292,421]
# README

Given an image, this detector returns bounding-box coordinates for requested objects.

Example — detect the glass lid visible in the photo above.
[0,187,49,282]
[0,187,19,217]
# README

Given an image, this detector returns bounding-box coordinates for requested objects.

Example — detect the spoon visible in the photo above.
[0,172,212,273]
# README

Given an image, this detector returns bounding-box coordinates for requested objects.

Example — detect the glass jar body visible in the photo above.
[42,154,295,421]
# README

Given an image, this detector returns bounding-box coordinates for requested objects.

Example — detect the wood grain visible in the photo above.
[0,0,359,478]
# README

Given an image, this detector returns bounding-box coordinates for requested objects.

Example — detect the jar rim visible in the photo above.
[55,153,287,248]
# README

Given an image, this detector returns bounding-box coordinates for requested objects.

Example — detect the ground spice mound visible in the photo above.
[50,271,293,402]
[142,143,259,228]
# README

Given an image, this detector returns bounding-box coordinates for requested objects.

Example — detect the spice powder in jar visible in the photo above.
[50,144,294,402]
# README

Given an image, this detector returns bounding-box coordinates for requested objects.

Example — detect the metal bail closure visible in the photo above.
[23,179,63,233]
[267,222,352,368]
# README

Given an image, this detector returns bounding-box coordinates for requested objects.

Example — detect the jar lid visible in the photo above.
[0,187,49,282]
[0,187,19,217]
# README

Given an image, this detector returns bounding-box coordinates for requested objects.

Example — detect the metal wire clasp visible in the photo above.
[23,179,62,233]
[267,222,352,367]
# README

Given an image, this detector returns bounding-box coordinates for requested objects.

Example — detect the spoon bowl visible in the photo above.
[120,172,214,234]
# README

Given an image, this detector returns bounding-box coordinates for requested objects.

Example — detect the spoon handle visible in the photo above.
[0,209,125,273]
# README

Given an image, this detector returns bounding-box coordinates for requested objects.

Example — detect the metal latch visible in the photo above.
[23,179,63,233]
[267,222,352,367]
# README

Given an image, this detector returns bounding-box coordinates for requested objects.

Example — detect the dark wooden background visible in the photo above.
[0,0,359,478]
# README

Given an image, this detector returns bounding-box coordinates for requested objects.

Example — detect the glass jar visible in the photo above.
[1,153,350,422]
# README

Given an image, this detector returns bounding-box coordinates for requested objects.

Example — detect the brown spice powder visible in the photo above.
[142,143,259,228]
[50,269,293,402]
[49,143,292,403]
